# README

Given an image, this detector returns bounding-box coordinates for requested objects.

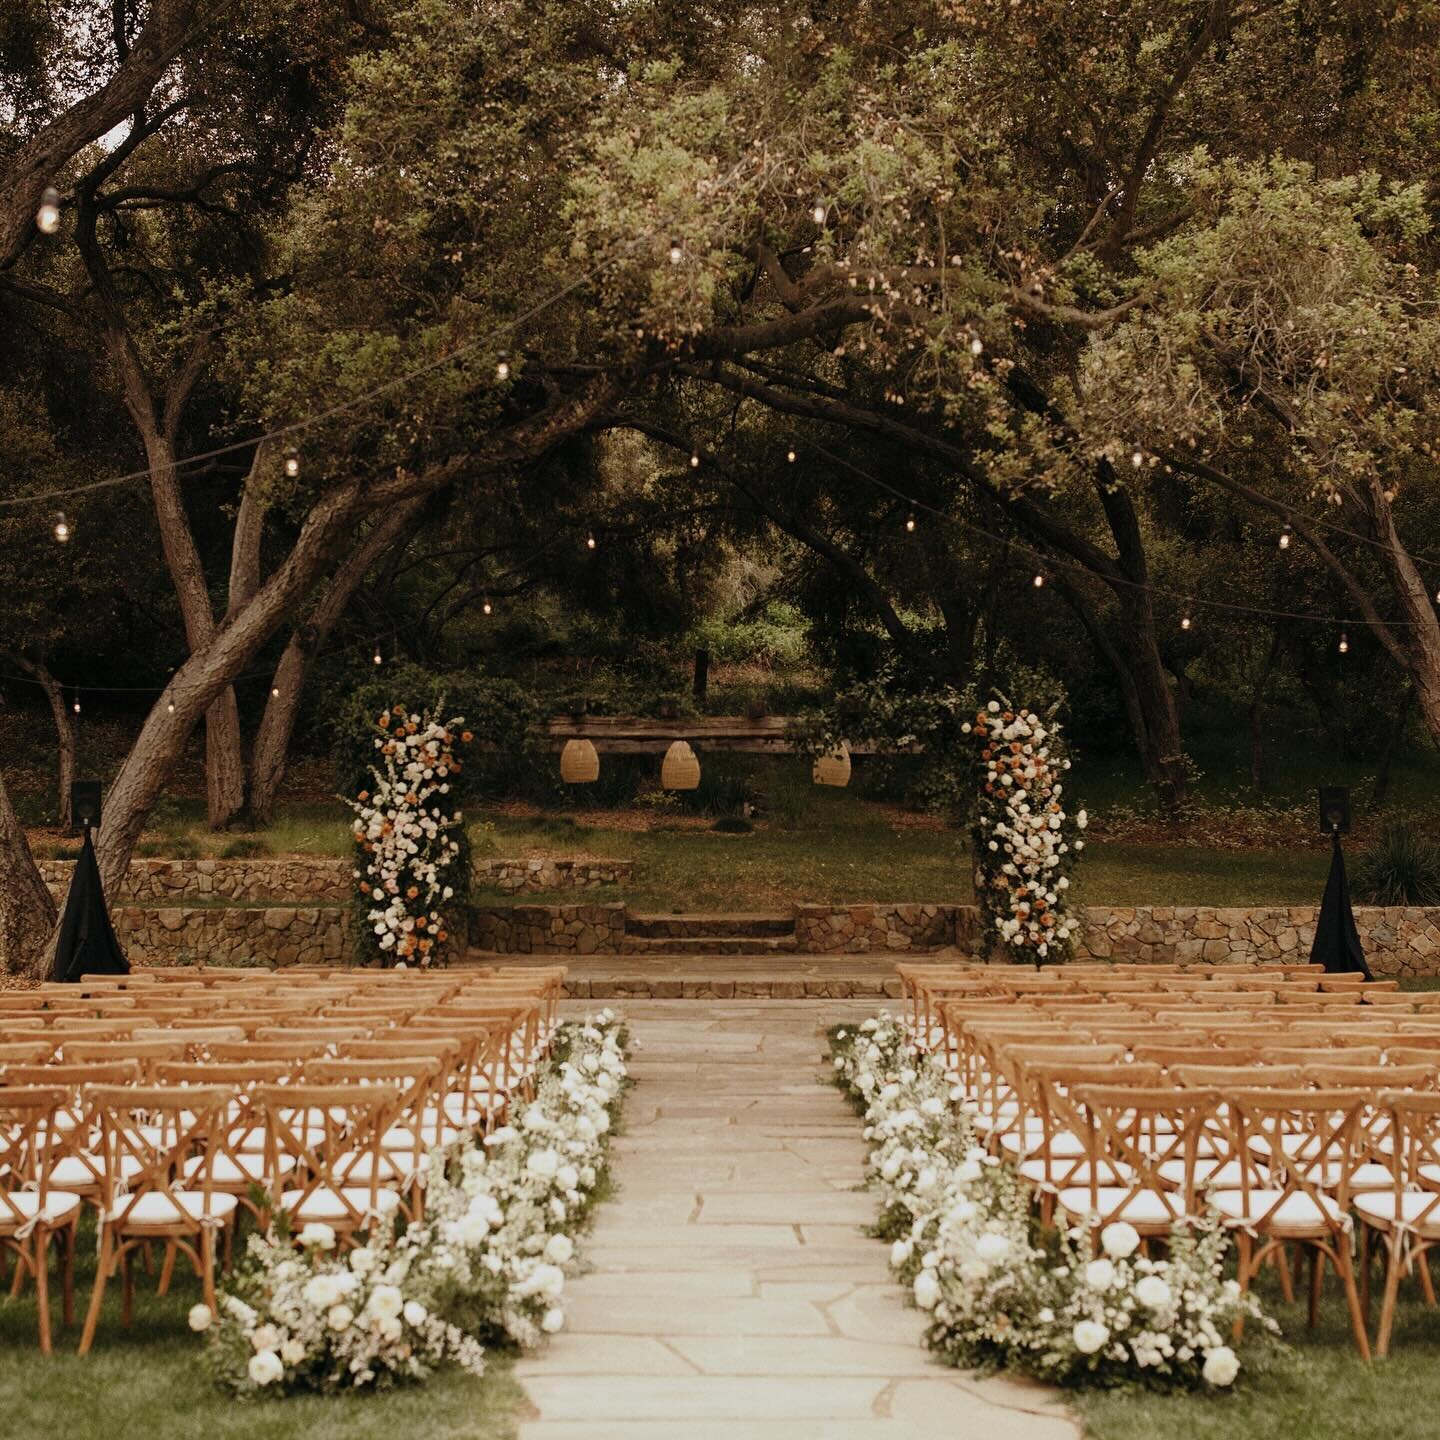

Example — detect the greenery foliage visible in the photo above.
[1353,822,1440,907]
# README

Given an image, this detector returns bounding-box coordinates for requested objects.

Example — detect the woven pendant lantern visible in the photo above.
[559,738,599,783]
[812,742,852,788]
[660,739,701,790]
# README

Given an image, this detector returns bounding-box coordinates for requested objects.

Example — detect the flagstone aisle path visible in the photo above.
[516,1000,1080,1440]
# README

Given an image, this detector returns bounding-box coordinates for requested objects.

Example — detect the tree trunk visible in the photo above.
[248,499,423,827]
[0,0,200,270]
[1368,485,1440,749]
[0,769,57,975]
[18,659,77,828]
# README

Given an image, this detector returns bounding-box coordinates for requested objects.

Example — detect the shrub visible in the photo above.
[1353,822,1440,906]
[712,815,753,834]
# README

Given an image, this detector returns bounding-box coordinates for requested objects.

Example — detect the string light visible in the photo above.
[786,445,797,463]
[585,532,597,550]
[969,336,984,357]
[668,238,683,265]
[1338,632,1349,654]
[283,449,300,478]
[1181,616,1192,631]
[36,187,61,235]
[166,701,175,714]
[811,201,826,224]
[482,598,493,615]
[53,511,71,543]
[1032,572,1045,588]
[271,686,280,698]
[72,694,80,714]
[689,451,700,469]
[495,352,510,381]
[905,513,916,532]
[1278,524,1292,550]
[372,647,382,666]
[1131,450,1144,469]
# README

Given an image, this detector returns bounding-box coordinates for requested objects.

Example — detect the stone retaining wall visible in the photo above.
[40,857,351,904]
[468,903,626,955]
[794,903,974,953]
[474,857,632,895]
[112,905,349,968]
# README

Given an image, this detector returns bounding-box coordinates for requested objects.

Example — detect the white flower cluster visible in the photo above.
[833,1012,1269,1390]
[200,1014,628,1394]
[345,704,472,965]
[198,1223,485,1394]
[963,700,1083,964]
[408,1011,628,1347]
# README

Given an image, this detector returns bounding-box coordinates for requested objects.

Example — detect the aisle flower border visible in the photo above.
[966,698,1084,966]
[198,1011,629,1395]
[831,1010,1276,1390]
[346,702,473,967]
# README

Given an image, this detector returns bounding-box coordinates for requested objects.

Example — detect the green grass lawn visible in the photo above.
[0,1218,524,1439]
[1076,1268,1440,1440]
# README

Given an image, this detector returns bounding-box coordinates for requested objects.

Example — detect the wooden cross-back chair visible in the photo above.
[1055,1083,1222,1243]
[1210,1087,1372,1358]
[0,1086,80,1353]
[0,1037,60,1066]
[79,1084,237,1354]
[256,1081,403,1243]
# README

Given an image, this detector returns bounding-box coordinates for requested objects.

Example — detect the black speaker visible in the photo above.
[71,780,101,830]
[1318,785,1350,836]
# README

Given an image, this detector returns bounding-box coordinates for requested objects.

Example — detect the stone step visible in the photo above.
[619,935,801,956]
[627,913,796,940]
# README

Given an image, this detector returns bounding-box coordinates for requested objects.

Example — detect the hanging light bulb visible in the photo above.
[72,694,81,714]
[1278,524,1293,551]
[495,352,510,381]
[36,187,61,235]
[1338,632,1349,654]
[53,511,71,543]
[905,513,916,532]
[811,201,827,224]
[271,686,280,698]
[1032,572,1045,588]
[786,445,797,463]
[283,449,301,478]
[689,451,700,469]
[586,532,597,550]
[166,701,175,714]
[482,597,493,616]
[1181,616,1192,631]
[372,646,383,666]
[668,237,683,264]
[1434,587,1440,604]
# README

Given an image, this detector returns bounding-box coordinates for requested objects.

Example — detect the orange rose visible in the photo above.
[415,916,427,929]
[437,930,447,942]
[406,886,419,899]
[358,789,370,800]
[378,713,390,728]
[461,730,473,743]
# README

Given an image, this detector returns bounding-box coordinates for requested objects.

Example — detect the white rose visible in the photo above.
[187,1303,213,1333]
[328,1304,354,1331]
[541,1307,565,1334]
[224,1296,257,1326]
[302,1275,343,1310]
[1085,1258,1117,1291]
[527,1148,560,1179]
[280,1339,306,1365]
[250,1324,280,1353]
[1073,1320,1109,1355]
[1135,1275,1172,1309]
[248,1350,284,1386]
[976,1233,1010,1264]
[557,1164,579,1191]
[913,1270,941,1310]
[378,1315,403,1341]
[890,1238,913,1268]
[1202,1345,1239,1386]
[1076,810,1088,829]
[1100,1222,1141,1259]
[403,1299,428,1325]
[545,1234,575,1265]
[349,1248,377,1275]
[298,1222,336,1251]
[367,1284,404,1321]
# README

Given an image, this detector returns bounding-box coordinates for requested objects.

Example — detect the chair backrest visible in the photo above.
[254,1082,401,1227]
[86,1083,232,1227]
[0,1086,69,1217]
[1225,1087,1369,1216]
[0,1037,59,1066]
[1376,1090,1440,1229]
[62,1039,188,1075]
[1171,1064,1303,1089]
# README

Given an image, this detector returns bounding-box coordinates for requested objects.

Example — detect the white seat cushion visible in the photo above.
[1000,1129,1084,1159]
[1055,1187,1190,1226]
[1019,1158,1132,1188]
[1354,1192,1440,1235]
[51,1154,144,1189]
[382,1123,463,1151]
[280,1186,401,1222]
[1159,1158,1258,1189]
[1209,1188,1344,1231]
[0,1191,82,1230]
[107,1191,238,1226]
[184,1153,296,1185]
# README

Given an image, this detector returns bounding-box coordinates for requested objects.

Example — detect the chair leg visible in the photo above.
[1360,1223,1372,1320]
[200,1227,218,1314]
[1275,1242,1296,1305]
[120,1246,134,1327]
[1418,1249,1436,1308]
[8,1251,24,1300]
[79,1226,113,1355]
[1232,1233,1254,1341]
[157,1241,177,1296]
[1334,1241,1372,1361]
[1376,1236,1405,1359]
[33,1235,51,1356]
[1309,1247,1325,1329]
[61,1220,76,1328]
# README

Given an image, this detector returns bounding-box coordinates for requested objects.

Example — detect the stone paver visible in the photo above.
[517,1001,1078,1439]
